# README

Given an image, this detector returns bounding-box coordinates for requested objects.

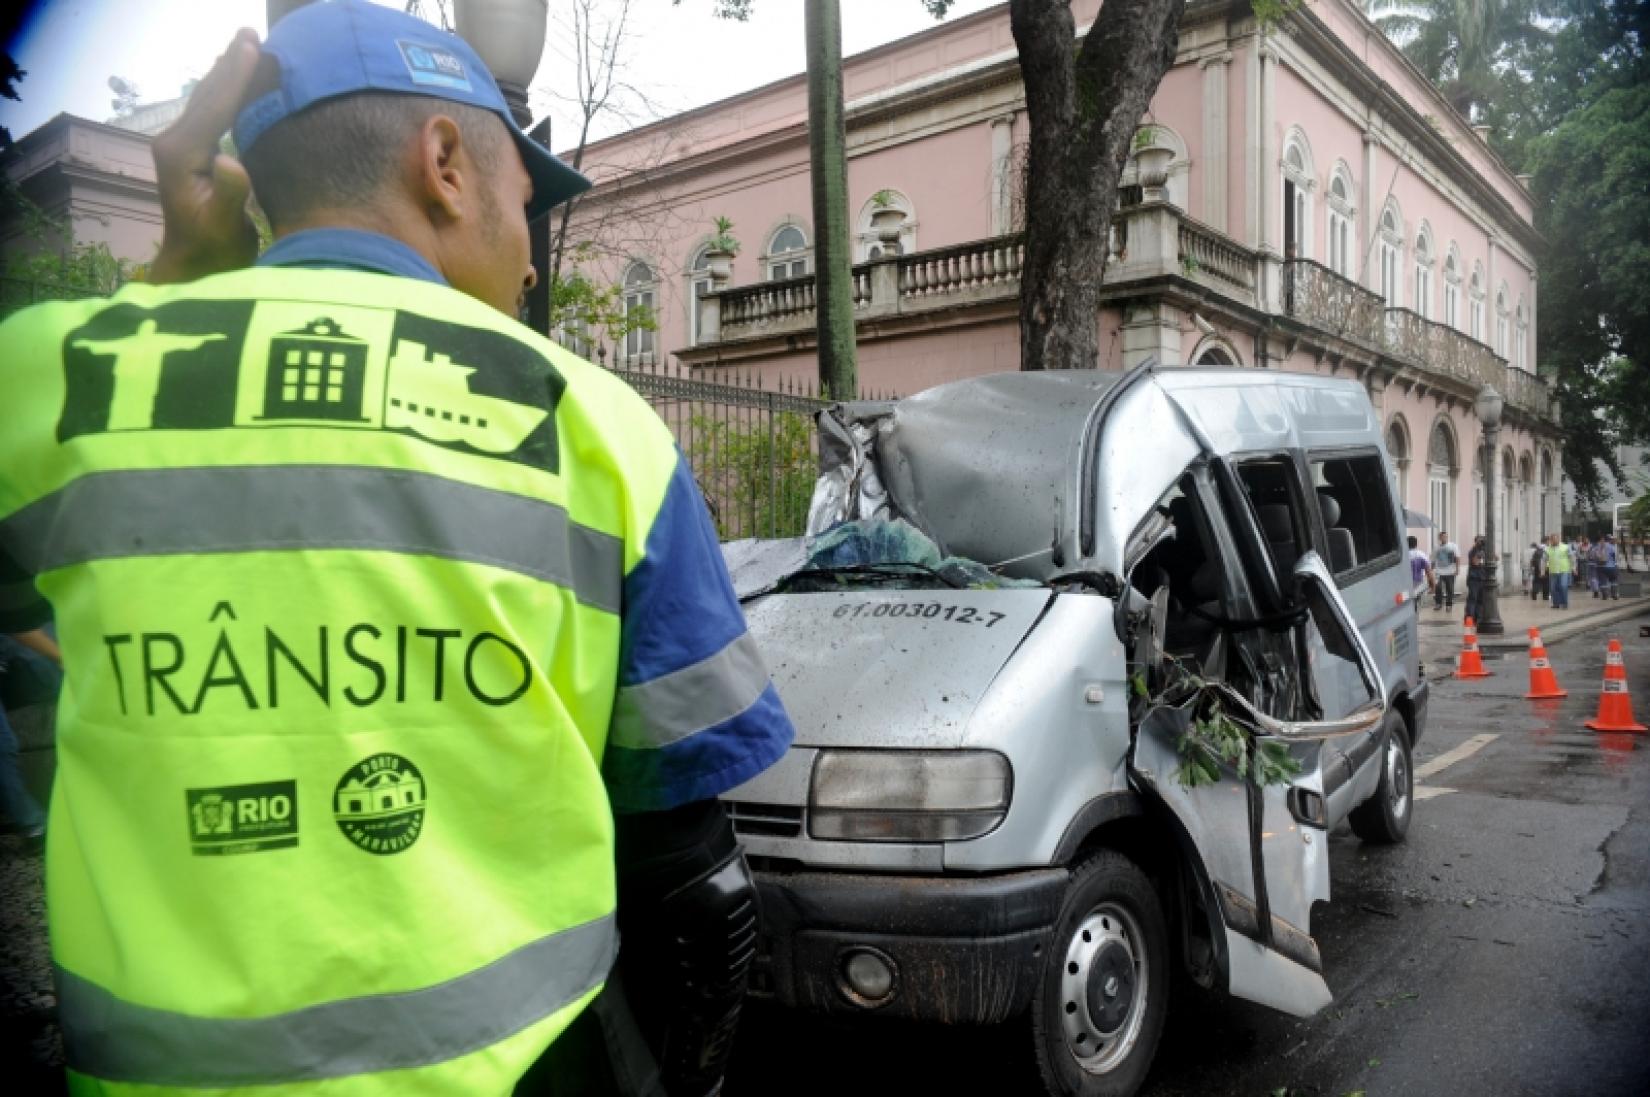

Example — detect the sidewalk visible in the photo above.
[1416,585,1650,660]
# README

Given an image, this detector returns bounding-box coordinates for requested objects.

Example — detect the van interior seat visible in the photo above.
[1259,504,1297,575]
[1317,491,1359,573]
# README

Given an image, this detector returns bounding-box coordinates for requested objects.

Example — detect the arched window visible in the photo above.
[1428,418,1458,534]
[766,223,810,282]
[1413,223,1435,321]
[1194,340,1241,366]
[1327,165,1355,278]
[1539,448,1556,535]
[1385,416,1410,506]
[1519,452,1536,547]
[687,246,713,346]
[1378,201,1403,308]
[1469,263,1486,342]
[1443,244,1462,330]
[1281,130,1315,260]
[622,261,657,363]
[1495,284,1510,359]
[855,190,917,261]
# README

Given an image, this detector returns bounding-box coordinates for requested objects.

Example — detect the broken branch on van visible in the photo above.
[1147,663,1303,789]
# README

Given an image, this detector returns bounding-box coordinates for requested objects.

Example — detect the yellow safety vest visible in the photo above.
[0,267,682,1093]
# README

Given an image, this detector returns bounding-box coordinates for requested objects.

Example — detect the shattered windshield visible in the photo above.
[729,519,1044,601]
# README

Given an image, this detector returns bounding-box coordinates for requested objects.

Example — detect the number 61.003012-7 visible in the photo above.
[831,602,1006,628]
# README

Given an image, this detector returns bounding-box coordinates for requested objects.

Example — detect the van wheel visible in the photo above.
[1349,714,1412,845]
[1030,851,1168,1097]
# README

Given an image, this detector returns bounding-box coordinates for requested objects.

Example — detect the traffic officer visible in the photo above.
[0,3,793,1093]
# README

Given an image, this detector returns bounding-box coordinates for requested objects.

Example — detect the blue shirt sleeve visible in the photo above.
[602,455,794,813]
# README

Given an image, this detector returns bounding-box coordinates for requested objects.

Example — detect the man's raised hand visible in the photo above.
[148,28,262,284]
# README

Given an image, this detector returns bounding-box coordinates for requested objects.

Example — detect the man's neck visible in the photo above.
[273,209,444,278]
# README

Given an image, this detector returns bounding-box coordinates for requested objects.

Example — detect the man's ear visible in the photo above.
[415,113,466,223]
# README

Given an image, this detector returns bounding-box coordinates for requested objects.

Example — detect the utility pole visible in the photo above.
[805,0,857,400]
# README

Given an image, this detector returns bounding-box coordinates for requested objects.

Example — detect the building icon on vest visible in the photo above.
[259,317,371,423]
[335,768,426,819]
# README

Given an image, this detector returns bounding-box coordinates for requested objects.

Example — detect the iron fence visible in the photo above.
[595,351,894,541]
[0,276,104,319]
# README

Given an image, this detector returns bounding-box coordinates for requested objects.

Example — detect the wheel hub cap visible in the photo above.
[1059,904,1149,1074]
[1086,942,1136,1033]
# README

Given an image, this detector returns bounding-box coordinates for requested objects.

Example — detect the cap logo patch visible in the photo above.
[397,40,472,92]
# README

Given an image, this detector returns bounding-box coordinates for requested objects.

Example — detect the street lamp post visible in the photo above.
[454,0,548,129]
[1475,384,1506,635]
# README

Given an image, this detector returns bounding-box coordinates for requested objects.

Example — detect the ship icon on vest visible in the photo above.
[385,338,548,453]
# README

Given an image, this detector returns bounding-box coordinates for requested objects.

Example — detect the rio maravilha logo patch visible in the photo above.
[333,753,427,855]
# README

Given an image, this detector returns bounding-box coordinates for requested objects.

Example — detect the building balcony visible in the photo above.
[1281,259,1553,421]
[680,202,1552,424]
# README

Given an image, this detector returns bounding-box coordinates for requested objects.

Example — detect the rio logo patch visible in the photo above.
[397,40,472,92]
[333,753,427,855]
[185,780,298,856]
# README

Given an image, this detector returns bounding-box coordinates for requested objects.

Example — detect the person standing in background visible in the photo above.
[1546,533,1574,610]
[1433,532,1460,612]
[1464,535,1488,622]
[1601,535,1621,600]
[1528,541,1548,601]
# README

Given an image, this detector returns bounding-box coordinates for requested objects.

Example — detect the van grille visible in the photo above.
[728,801,804,839]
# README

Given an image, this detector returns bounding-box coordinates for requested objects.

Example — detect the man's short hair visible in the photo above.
[243,81,507,229]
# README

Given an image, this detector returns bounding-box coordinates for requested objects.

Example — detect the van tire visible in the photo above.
[1348,713,1412,845]
[1030,851,1168,1097]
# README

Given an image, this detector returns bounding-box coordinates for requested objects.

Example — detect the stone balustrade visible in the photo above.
[690,213,1553,423]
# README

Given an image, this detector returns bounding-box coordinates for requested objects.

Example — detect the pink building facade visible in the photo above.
[559,0,1560,570]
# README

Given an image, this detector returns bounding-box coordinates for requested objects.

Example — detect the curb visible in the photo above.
[1477,600,1650,650]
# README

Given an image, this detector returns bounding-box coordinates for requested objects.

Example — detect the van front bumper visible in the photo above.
[747,864,1068,1024]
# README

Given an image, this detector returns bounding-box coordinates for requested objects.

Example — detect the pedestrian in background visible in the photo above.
[1601,534,1621,600]
[1433,531,1460,611]
[1546,533,1574,609]
[1408,535,1434,608]
[1587,536,1608,597]
[1465,535,1488,622]
[1528,540,1548,601]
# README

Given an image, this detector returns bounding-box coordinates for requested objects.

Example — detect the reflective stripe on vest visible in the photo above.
[1,464,623,614]
[60,914,617,1086]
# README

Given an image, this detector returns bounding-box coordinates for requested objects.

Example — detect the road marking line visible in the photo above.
[1414,733,1499,781]
[1413,786,1456,801]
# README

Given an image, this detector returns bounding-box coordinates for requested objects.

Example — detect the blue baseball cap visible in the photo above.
[233,0,590,219]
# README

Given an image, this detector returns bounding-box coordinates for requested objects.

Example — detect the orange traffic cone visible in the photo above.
[1583,639,1648,733]
[1524,627,1567,699]
[1455,617,1493,679]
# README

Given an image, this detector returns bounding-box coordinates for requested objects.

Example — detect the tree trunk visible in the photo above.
[1010,0,1183,371]
[806,0,858,399]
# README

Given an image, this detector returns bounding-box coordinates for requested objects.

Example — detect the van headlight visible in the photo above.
[808,750,1011,842]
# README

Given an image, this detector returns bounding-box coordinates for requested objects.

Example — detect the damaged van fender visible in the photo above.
[725,367,1426,1097]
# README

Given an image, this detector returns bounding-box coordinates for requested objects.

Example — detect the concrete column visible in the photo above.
[1120,301,1182,369]
[1245,42,1262,247]
[1257,44,1279,311]
[1528,272,1538,376]
[1361,130,1378,293]
[989,113,1017,236]
[1200,52,1232,233]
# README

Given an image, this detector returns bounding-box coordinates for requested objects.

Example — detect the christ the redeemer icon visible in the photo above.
[72,320,226,431]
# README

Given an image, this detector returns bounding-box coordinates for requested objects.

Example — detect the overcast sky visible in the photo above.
[3,0,1003,147]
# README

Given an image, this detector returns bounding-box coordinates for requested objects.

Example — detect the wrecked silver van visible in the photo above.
[723,365,1427,1097]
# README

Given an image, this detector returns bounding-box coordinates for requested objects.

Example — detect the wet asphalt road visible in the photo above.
[725,613,1650,1097]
